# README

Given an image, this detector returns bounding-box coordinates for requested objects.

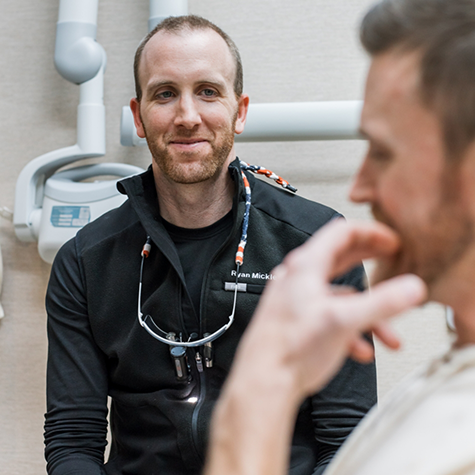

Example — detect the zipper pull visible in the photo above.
[195,351,204,372]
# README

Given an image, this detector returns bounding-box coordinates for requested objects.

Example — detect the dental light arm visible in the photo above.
[235,101,363,142]
[54,0,105,84]
[121,100,363,146]
[149,0,188,31]
[14,0,106,242]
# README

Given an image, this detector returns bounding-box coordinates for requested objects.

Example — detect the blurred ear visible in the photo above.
[130,98,146,139]
[234,94,250,135]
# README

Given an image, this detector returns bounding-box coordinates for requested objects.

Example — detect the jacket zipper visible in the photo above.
[190,164,246,464]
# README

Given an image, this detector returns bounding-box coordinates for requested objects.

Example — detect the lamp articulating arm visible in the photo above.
[14,0,106,242]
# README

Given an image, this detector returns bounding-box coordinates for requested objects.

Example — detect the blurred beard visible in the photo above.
[370,200,474,289]
[144,112,237,185]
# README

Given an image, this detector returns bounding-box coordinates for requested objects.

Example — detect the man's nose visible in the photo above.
[174,95,202,129]
[348,159,376,204]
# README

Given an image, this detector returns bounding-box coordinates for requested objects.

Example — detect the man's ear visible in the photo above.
[234,94,250,135]
[130,97,146,139]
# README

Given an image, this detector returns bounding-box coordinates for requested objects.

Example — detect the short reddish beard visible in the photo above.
[143,110,238,185]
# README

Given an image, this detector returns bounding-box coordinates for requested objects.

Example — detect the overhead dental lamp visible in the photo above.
[37,163,143,263]
[13,0,143,264]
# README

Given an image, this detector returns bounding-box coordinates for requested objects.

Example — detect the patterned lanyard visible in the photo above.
[236,160,297,268]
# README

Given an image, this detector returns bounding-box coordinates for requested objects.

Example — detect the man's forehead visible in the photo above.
[141,28,234,69]
[366,51,422,103]
[361,51,425,137]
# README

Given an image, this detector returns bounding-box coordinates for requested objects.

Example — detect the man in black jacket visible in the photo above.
[44,15,376,475]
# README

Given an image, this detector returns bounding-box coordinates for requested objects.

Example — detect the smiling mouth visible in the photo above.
[170,139,208,145]
[168,140,210,154]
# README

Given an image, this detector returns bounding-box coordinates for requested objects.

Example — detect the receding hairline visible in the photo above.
[138,27,237,82]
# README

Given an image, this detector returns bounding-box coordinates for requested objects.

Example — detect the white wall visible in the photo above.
[0,1,451,473]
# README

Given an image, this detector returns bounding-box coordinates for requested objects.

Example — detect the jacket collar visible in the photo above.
[117,157,249,221]
[116,158,249,272]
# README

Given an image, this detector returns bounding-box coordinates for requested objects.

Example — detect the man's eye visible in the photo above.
[368,146,391,162]
[157,91,174,99]
[201,89,217,97]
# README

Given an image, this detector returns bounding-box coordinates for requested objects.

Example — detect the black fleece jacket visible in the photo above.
[44,159,376,475]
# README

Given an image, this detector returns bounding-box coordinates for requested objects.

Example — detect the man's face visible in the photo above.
[349,51,474,297]
[131,29,248,185]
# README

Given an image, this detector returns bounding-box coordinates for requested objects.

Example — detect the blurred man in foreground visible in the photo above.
[206,0,475,474]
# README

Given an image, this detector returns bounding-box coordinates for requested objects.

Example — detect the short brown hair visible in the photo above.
[360,0,475,159]
[133,15,243,102]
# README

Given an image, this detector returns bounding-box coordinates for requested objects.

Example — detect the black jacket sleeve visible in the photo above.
[44,238,108,475]
[310,264,377,474]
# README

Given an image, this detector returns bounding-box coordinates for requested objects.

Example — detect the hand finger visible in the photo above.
[348,336,375,363]
[334,274,427,331]
[329,221,401,280]
[372,322,401,350]
[285,220,401,285]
